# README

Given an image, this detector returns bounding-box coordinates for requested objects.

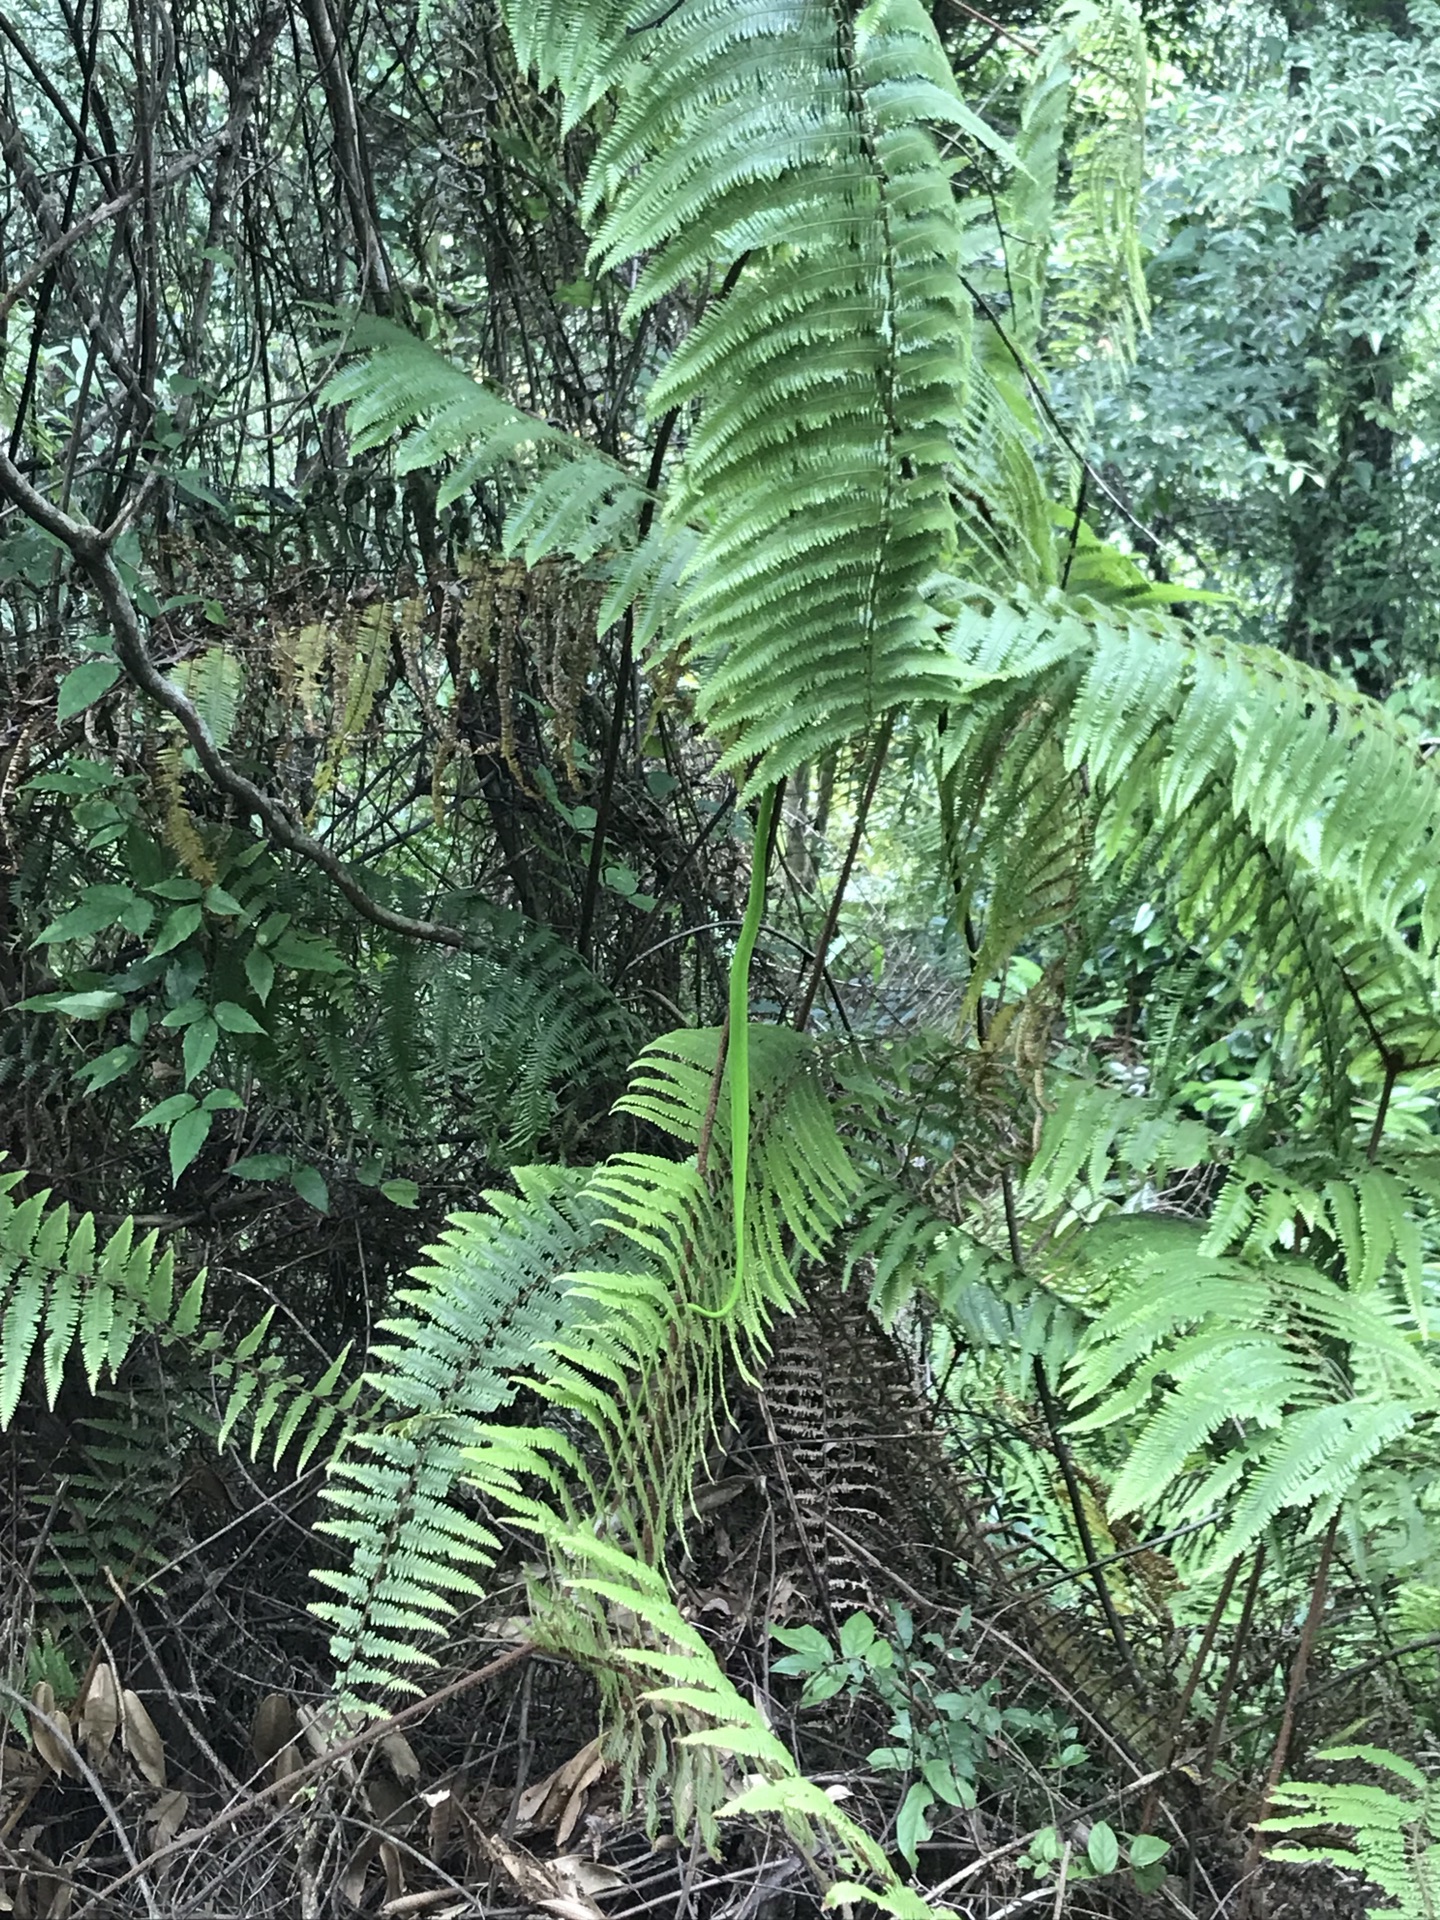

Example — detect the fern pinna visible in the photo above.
[1262,1745,1440,1919]
[0,1169,202,1427]
[0,1169,358,1510]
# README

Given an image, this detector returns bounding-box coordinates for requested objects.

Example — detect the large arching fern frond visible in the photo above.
[938,592,1440,1090]
[314,1024,862,1701]
[1063,1214,1440,1575]
[1001,0,1149,374]
[505,0,1013,787]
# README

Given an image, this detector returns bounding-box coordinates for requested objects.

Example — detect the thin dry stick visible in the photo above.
[0,1678,162,1920]
[1202,1544,1267,1779]
[0,448,481,954]
[67,1643,534,1920]
[1239,1514,1340,1905]
[1052,1839,1072,1917]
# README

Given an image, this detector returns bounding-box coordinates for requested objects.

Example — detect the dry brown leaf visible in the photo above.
[270,1743,303,1802]
[551,1857,626,1899]
[44,1880,72,1920]
[534,1899,604,1920]
[515,1737,604,1838]
[367,1775,409,1825]
[28,1685,76,1780]
[554,1757,605,1851]
[120,1690,166,1789]
[475,1834,554,1903]
[474,1834,621,1920]
[423,1785,455,1860]
[149,1789,189,1849]
[294,1702,332,1759]
[379,1729,420,1786]
[77,1666,118,1761]
[380,1842,404,1908]
[340,1835,381,1908]
[250,1693,296,1765]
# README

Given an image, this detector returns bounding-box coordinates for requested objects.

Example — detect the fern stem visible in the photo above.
[1202,1542,1267,1780]
[1367,1054,1399,1162]
[689,784,777,1321]
[1244,1511,1340,1901]
[1031,1351,1144,1699]
[792,716,894,1032]
[977,955,1142,1696]
[1141,1552,1243,1835]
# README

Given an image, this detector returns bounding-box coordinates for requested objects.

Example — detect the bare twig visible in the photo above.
[67,1642,534,1920]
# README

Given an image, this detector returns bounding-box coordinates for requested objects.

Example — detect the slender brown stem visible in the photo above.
[1245,1515,1339,1887]
[1367,1054,1399,1162]
[1203,1542,1267,1779]
[1139,1553,1242,1831]
[575,409,676,959]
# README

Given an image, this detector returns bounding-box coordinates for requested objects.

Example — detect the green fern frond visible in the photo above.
[0,1170,204,1427]
[320,317,681,637]
[1063,1208,1440,1571]
[1001,0,1149,376]
[531,1528,930,1916]
[507,0,1011,785]
[1264,1746,1440,1920]
[938,592,1440,1098]
[311,1167,604,1689]
[317,1026,861,1703]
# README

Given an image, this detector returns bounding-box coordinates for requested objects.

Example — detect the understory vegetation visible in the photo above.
[4,0,1440,1915]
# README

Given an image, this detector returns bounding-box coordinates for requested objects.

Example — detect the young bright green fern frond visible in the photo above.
[1263,1746,1440,1920]
[1063,1212,1440,1574]
[312,1168,607,1691]
[0,1169,204,1428]
[617,1024,863,1312]
[528,1529,933,1915]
